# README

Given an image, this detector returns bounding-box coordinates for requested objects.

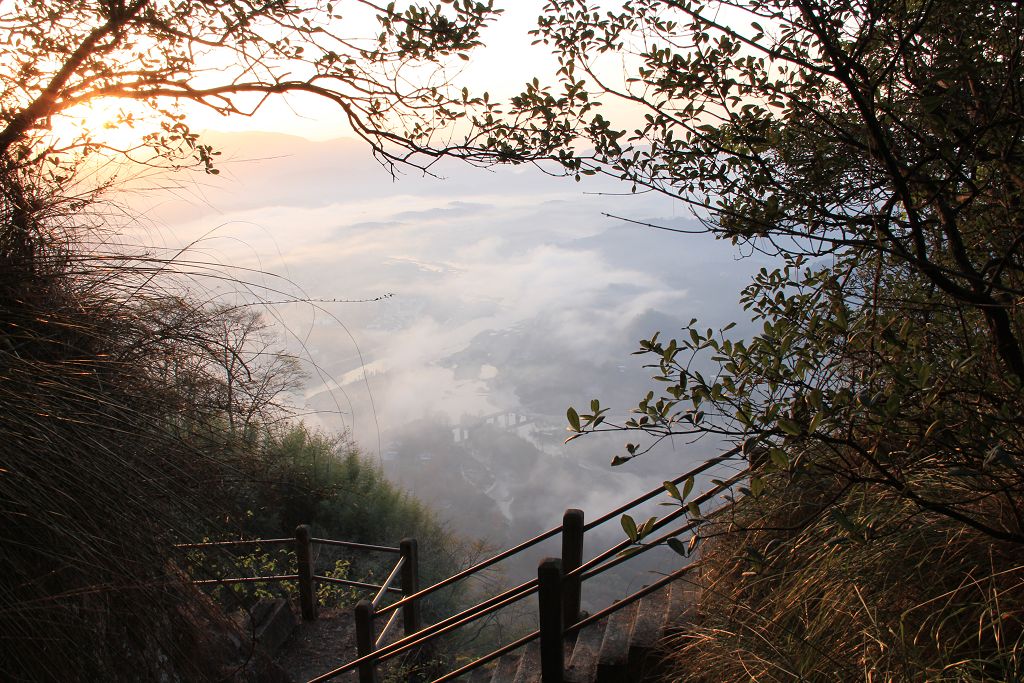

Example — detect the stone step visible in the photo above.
[454,576,697,683]
[489,652,521,682]
[628,586,670,677]
[511,640,541,683]
[564,620,606,683]
[596,601,637,683]
[664,579,698,637]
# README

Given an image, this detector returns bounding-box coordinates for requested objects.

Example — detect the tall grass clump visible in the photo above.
[0,161,316,679]
[660,453,1024,682]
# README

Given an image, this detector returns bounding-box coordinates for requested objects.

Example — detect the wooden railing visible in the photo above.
[174,447,746,682]
[306,446,746,683]
[175,527,418,627]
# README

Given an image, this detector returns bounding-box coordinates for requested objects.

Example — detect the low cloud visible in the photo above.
[123,131,768,558]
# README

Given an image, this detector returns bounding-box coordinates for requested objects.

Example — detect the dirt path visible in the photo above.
[273,603,435,683]
[274,607,360,683]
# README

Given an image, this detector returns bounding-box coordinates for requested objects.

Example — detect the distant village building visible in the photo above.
[453,410,531,443]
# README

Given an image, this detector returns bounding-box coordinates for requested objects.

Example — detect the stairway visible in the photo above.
[460,579,696,683]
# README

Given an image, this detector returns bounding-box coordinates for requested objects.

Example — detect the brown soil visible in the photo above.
[273,603,436,682]
[274,607,360,683]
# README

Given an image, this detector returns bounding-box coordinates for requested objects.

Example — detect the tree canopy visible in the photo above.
[475,1,1024,675]
[0,3,502,679]
[455,0,1024,544]
[0,0,500,177]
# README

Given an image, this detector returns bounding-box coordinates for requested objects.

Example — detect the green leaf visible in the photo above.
[769,448,790,469]
[637,516,657,539]
[807,389,823,411]
[750,475,764,498]
[664,481,681,500]
[621,514,638,542]
[682,476,694,500]
[566,407,581,432]
[777,417,802,436]
[666,538,687,556]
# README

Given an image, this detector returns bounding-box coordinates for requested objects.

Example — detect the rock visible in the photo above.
[253,599,298,656]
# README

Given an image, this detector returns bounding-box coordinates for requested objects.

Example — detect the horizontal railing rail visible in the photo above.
[565,562,700,638]
[315,576,403,593]
[176,526,414,624]
[312,538,402,554]
[371,445,742,625]
[355,578,540,668]
[570,466,750,580]
[174,537,293,549]
[430,630,540,683]
[193,574,299,586]
[313,446,748,683]
[374,524,562,618]
[309,581,541,682]
[579,446,741,532]
[413,477,738,683]
[377,582,540,665]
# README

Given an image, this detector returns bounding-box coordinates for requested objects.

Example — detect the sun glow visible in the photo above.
[46,92,364,156]
[46,98,166,156]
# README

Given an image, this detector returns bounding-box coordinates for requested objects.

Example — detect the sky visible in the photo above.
[120,129,764,558]
[94,0,767,566]
[167,1,567,142]
[125,131,754,437]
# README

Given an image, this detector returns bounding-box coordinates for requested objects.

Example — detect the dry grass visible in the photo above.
[0,164,269,679]
[661,463,1024,682]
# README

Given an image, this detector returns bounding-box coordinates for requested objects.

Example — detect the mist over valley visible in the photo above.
[127,131,764,587]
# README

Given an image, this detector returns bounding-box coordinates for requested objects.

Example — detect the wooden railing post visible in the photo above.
[355,599,379,683]
[295,524,318,621]
[538,557,564,683]
[399,537,421,635]
[561,508,584,627]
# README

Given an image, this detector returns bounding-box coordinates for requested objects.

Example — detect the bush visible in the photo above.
[187,423,472,622]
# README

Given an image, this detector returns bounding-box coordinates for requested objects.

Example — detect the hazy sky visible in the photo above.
[117,127,762,573]
[126,131,759,443]
[88,0,764,469]
[98,1,769,548]
[156,1,569,142]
